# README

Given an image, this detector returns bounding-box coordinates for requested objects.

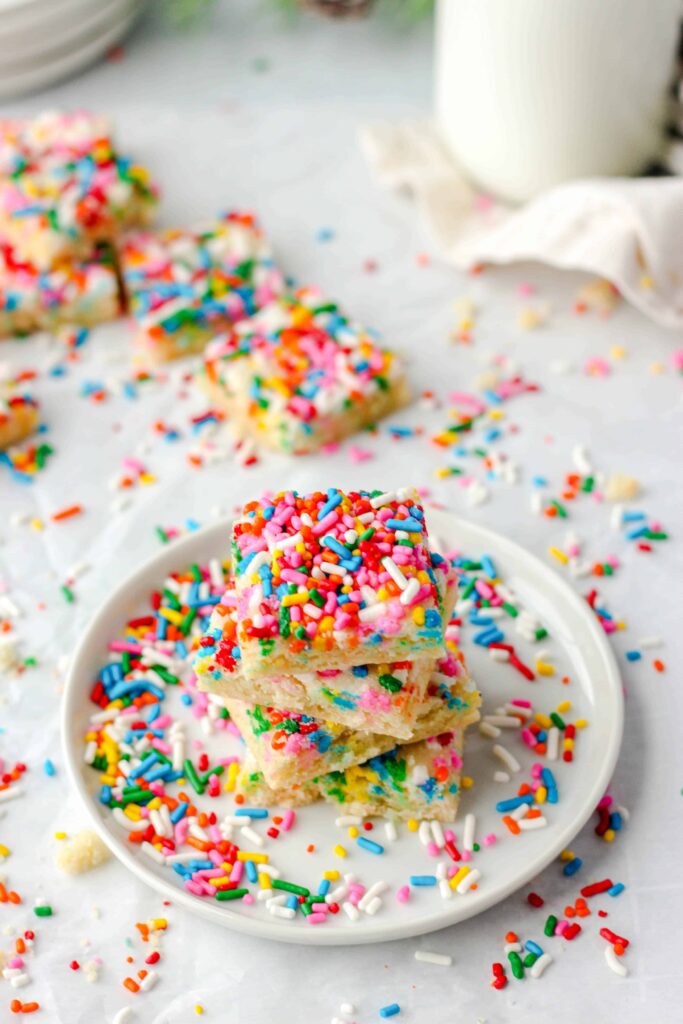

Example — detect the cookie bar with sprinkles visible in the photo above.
[0,111,157,270]
[199,288,409,454]
[0,391,39,450]
[0,240,120,336]
[224,659,479,790]
[195,562,459,738]
[235,754,318,808]
[0,110,111,176]
[230,487,450,676]
[317,727,466,823]
[120,213,285,365]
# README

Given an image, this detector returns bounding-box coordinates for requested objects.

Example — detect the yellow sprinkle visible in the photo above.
[435,467,451,479]
[603,829,616,843]
[575,719,589,729]
[640,275,653,290]
[323,870,340,881]
[258,872,271,890]
[237,851,268,863]
[563,738,575,751]
[649,361,663,375]
[30,517,44,531]
[347,826,359,839]
[412,607,425,627]
[139,473,156,485]
[559,849,575,862]
[535,786,547,804]
[124,805,142,821]
[150,918,167,930]
[406,819,419,833]
[159,607,184,626]
[488,408,504,421]
[281,592,310,608]
[449,865,470,890]
[223,762,239,793]
[333,844,347,858]
[556,700,571,713]
[377,587,389,602]
[461,776,474,790]
[535,661,555,677]
[610,345,626,360]
[146,797,162,811]
[194,1006,204,1016]
[534,713,552,729]
[548,546,568,565]
[208,876,232,887]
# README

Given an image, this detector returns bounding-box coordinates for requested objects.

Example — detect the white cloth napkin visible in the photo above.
[361,121,683,330]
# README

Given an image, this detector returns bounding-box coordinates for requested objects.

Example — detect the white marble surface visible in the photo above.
[1,3,682,1021]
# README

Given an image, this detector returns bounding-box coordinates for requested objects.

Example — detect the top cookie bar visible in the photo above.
[231,487,449,676]
[0,112,157,270]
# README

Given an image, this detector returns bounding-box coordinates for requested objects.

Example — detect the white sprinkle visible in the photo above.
[504,702,532,719]
[364,895,382,916]
[456,868,480,894]
[546,727,560,761]
[112,1008,133,1024]
[342,901,359,921]
[370,491,396,508]
[84,741,97,765]
[382,556,408,590]
[415,950,452,966]
[504,942,523,953]
[438,879,452,900]
[484,715,521,728]
[530,492,544,515]
[359,881,389,910]
[463,813,476,852]
[340,1004,356,1016]
[358,602,387,623]
[321,561,347,577]
[139,969,159,991]
[489,647,510,663]
[493,771,510,783]
[399,577,421,606]
[605,946,628,976]
[256,863,280,879]
[493,744,521,773]
[326,885,348,904]
[530,953,553,978]
[240,826,263,847]
[384,820,398,842]
[418,821,432,846]
[610,504,624,529]
[335,815,362,827]
[268,905,295,920]
[141,842,166,865]
[518,815,548,830]
[572,444,592,474]
[639,636,662,649]
[223,814,251,826]
[430,821,445,849]
[256,889,273,902]
[479,722,500,738]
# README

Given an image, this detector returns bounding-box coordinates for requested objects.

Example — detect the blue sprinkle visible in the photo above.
[318,878,330,897]
[286,894,299,911]
[99,784,112,805]
[380,1005,401,1019]
[245,860,258,884]
[625,525,649,540]
[563,857,583,877]
[357,837,384,855]
[385,517,423,532]
[43,759,56,777]
[480,554,497,578]
[609,812,622,831]
[170,802,188,824]
[180,693,193,706]
[496,794,534,813]
[409,875,437,886]
[607,882,625,897]
[625,650,641,662]
[525,940,544,956]
[235,808,268,819]
[129,752,159,780]
[622,511,646,523]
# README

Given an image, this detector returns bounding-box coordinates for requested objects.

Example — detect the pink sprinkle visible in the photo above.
[396,886,410,903]
[280,809,295,832]
[511,699,533,708]
[555,920,569,936]
[242,893,254,905]
[482,833,497,846]
[307,913,328,925]
[597,794,613,809]
[348,445,374,463]
[461,850,472,863]
[426,841,440,857]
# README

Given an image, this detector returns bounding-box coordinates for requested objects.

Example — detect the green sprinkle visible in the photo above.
[534,627,548,641]
[309,588,325,608]
[544,914,558,936]
[34,905,53,917]
[378,673,403,694]
[215,888,248,901]
[550,712,566,730]
[150,665,179,685]
[358,527,375,541]
[61,584,75,604]
[550,500,567,519]
[502,602,518,618]
[163,589,181,610]
[507,950,524,979]
[190,563,202,583]
[180,608,197,636]
[199,764,225,785]
[155,526,169,544]
[523,952,538,968]
[279,606,290,639]
[272,879,309,897]
[183,758,205,795]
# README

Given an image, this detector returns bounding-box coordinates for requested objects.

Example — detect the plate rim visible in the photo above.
[61,511,624,946]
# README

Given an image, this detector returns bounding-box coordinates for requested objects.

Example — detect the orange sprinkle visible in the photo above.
[653,659,665,672]
[123,977,140,993]
[505,931,519,943]
[51,504,83,522]
[502,815,520,835]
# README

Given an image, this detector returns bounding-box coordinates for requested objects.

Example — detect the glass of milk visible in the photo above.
[435,0,681,203]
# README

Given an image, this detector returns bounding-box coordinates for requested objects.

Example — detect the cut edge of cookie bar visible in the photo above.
[0,394,39,450]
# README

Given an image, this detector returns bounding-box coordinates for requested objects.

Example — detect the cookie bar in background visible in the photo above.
[199,288,409,454]
[120,213,285,365]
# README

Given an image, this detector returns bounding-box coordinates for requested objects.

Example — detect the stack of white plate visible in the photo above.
[0,0,144,100]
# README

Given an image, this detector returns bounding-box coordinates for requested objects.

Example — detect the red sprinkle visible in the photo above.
[580,879,613,898]
[527,892,544,908]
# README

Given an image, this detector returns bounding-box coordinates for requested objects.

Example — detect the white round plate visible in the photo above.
[62,510,623,945]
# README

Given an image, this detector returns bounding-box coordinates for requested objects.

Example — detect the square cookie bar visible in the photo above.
[230,487,450,676]
[199,288,409,454]
[0,241,120,336]
[195,560,458,739]
[0,392,39,450]
[224,661,479,790]
[0,117,157,270]
[120,213,285,364]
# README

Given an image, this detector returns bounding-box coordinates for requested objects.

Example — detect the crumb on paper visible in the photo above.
[55,830,110,875]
